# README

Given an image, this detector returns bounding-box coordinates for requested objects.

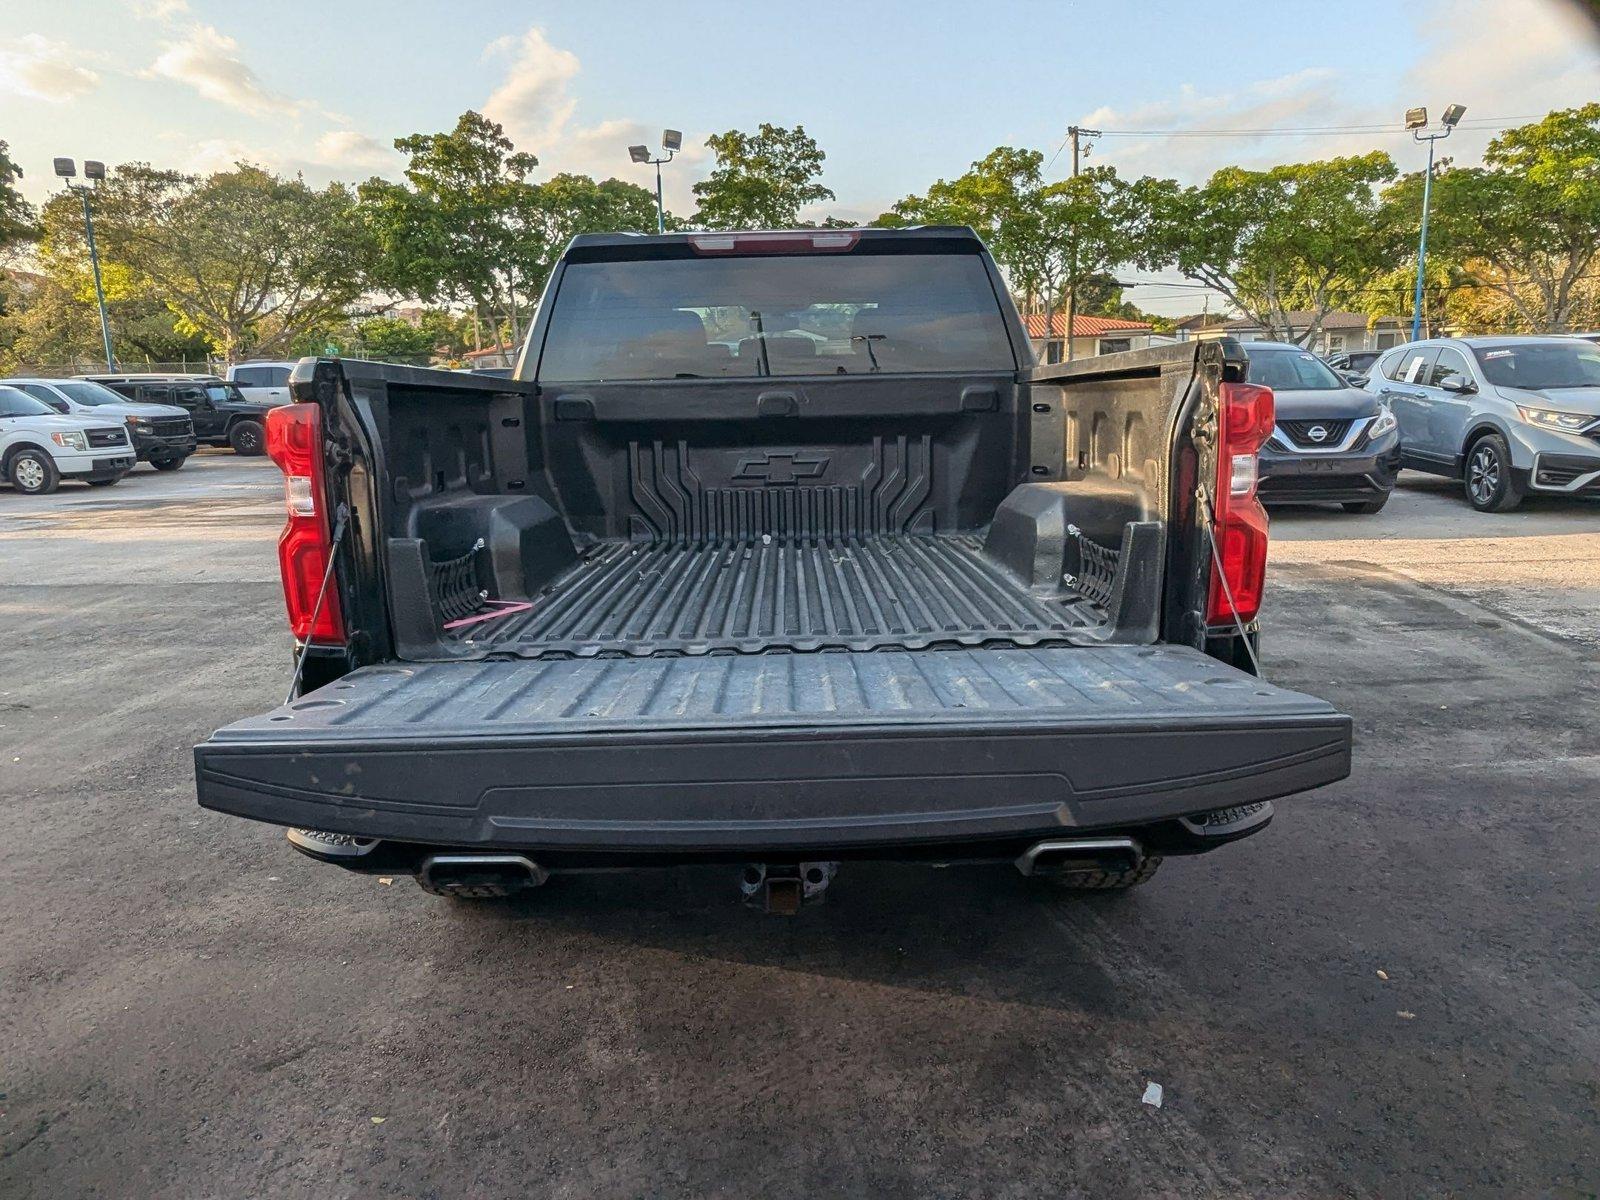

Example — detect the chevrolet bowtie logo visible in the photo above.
[734,451,829,485]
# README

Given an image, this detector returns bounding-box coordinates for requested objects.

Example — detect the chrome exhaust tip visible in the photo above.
[1014,836,1142,878]
[417,854,548,899]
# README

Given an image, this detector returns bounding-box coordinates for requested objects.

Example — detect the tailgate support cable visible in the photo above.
[1196,486,1264,678]
[285,502,349,706]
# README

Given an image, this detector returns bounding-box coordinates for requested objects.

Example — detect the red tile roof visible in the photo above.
[1024,313,1151,338]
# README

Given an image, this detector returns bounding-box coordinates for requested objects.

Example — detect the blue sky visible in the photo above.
[4,0,1599,314]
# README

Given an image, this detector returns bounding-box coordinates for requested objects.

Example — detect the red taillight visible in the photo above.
[688,231,860,255]
[264,403,345,644]
[1206,381,1274,627]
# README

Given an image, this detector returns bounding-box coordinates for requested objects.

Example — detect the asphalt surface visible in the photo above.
[2,455,1597,1198]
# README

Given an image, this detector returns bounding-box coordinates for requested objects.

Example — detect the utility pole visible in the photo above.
[1063,125,1099,362]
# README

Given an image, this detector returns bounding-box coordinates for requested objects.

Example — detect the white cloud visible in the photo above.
[126,0,191,18]
[1077,0,1600,185]
[479,26,710,213]
[482,27,581,151]
[0,34,101,103]
[313,129,398,171]
[146,23,297,118]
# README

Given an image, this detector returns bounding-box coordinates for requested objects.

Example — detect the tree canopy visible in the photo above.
[0,141,35,265]
[692,123,835,230]
[78,163,368,360]
[1137,152,1401,345]
[880,148,1150,348]
[1414,104,1600,333]
[362,112,661,344]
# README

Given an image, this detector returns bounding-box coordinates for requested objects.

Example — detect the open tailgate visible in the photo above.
[195,645,1350,853]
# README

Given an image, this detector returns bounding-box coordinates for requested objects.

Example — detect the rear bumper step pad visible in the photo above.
[195,646,1351,853]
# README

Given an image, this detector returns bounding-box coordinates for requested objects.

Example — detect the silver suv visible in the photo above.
[1367,337,1600,511]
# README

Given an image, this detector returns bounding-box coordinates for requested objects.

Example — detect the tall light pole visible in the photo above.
[1406,103,1465,343]
[629,129,681,233]
[53,157,117,370]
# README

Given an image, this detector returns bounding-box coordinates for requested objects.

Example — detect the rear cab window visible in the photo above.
[536,245,1016,383]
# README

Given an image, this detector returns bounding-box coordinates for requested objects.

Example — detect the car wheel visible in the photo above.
[1342,496,1389,515]
[1033,855,1163,892]
[151,455,188,471]
[7,448,60,495]
[1464,433,1524,512]
[228,419,265,456]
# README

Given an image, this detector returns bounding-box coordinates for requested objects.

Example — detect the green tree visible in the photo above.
[530,172,661,253]
[1138,152,1401,345]
[692,123,835,230]
[881,148,1144,356]
[80,163,367,361]
[0,141,35,262]
[1409,104,1600,332]
[0,140,39,325]
[361,111,545,346]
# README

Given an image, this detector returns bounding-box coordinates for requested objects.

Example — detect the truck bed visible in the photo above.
[446,533,1101,657]
[195,644,1351,854]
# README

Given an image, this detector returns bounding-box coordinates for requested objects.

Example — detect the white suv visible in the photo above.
[0,384,135,494]
[226,361,295,406]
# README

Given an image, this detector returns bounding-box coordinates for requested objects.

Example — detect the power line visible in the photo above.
[1094,116,1540,139]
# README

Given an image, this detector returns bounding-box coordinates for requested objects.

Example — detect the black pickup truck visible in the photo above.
[195,227,1350,909]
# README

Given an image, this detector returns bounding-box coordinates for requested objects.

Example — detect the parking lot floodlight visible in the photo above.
[1404,107,1428,131]
[84,160,106,182]
[53,157,77,178]
[1441,103,1466,128]
[662,129,682,153]
[629,144,651,164]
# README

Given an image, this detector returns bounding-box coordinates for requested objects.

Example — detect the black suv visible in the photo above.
[77,374,279,456]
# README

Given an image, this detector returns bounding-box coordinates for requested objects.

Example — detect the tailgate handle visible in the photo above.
[756,390,799,417]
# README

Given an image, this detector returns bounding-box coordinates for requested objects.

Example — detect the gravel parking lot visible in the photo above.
[2,455,1597,1198]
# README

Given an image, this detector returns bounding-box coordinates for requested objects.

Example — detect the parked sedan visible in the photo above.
[2,377,197,470]
[1243,342,1401,513]
[1367,337,1600,512]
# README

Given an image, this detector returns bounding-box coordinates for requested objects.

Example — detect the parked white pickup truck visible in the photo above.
[0,384,134,494]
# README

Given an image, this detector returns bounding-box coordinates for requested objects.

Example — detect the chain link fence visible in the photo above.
[8,354,447,378]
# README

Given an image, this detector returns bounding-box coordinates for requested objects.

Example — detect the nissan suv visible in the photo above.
[1243,341,1401,514]
[1368,337,1600,511]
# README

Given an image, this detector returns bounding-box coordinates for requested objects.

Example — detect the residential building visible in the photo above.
[1024,314,1165,363]
[1196,310,1407,355]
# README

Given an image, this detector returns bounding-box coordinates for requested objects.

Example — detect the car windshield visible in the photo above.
[1243,348,1347,391]
[0,386,56,417]
[1472,342,1600,389]
[54,380,129,407]
[537,250,1015,381]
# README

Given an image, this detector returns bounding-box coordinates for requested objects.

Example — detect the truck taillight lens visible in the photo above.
[1206,381,1274,627]
[265,403,345,644]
